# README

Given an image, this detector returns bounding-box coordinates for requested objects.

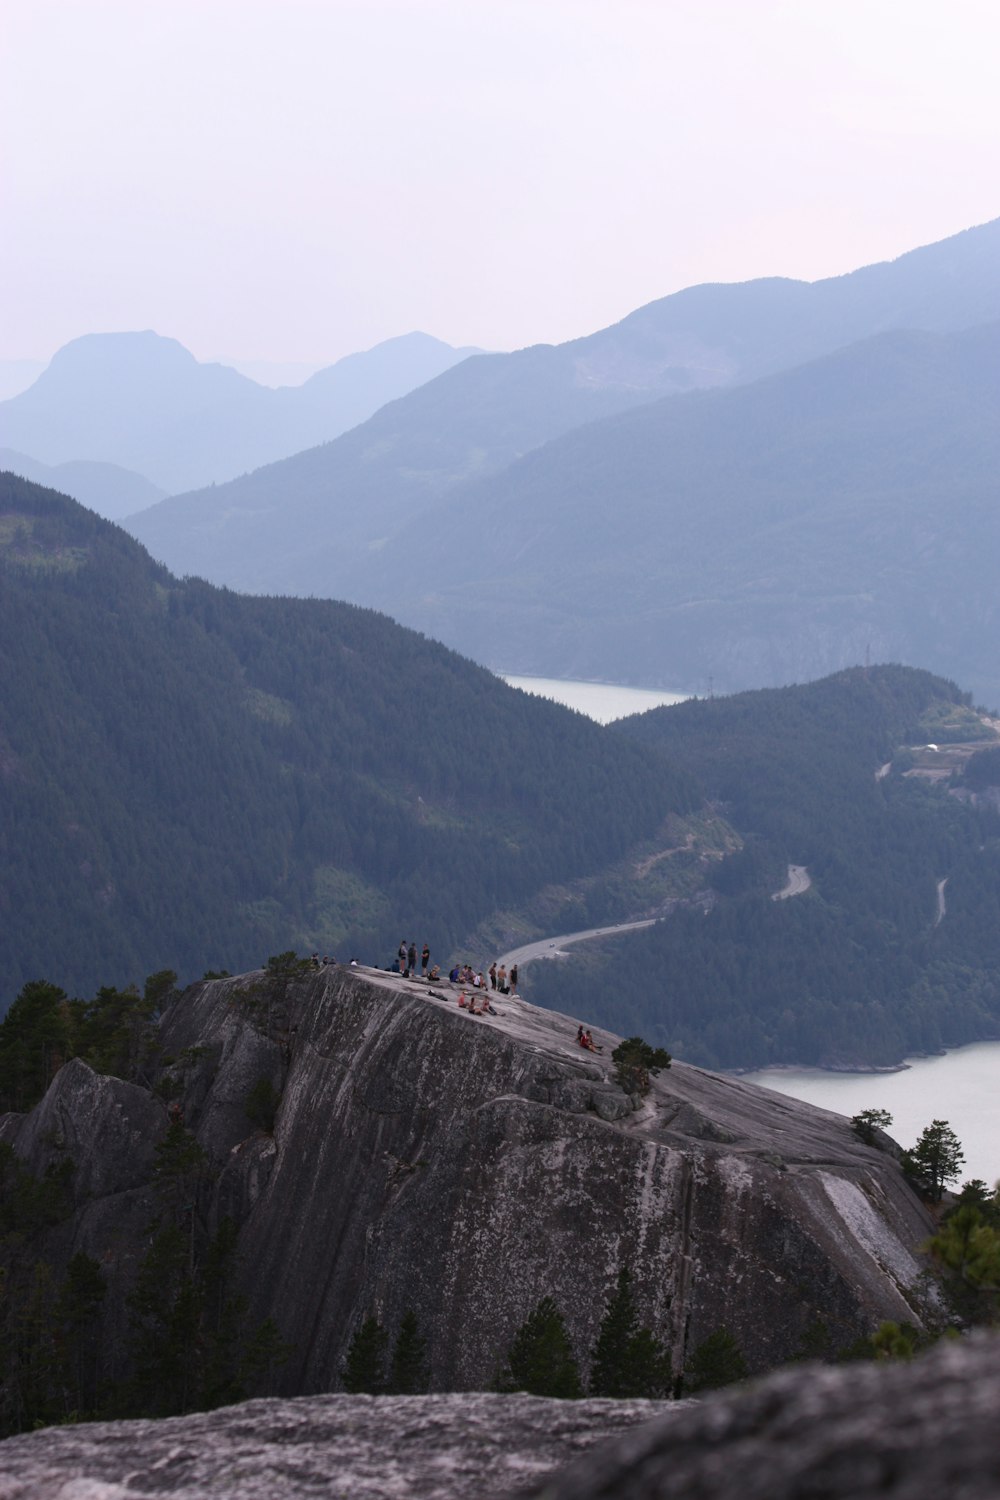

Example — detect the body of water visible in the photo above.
[500,672,1000,1185]
[745,1042,1000,1186]
[501,674,689,724]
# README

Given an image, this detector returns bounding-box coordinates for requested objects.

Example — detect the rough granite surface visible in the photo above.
[6,1337,1000,1499]
[0,1393,672,1500]
[529,1332,1000,1499]
[0,965,938,1392]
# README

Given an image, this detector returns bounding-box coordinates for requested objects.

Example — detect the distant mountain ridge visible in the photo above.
[369,320,1000,705]
[0,448,165,521]
[124,216,1000,699]
[0,330,481,498]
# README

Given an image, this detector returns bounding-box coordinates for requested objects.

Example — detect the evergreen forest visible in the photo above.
[0,472,692,1013]
[525,668,1000,1068]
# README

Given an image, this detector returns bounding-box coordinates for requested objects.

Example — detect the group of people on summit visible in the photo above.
[392,941,518,997]
[450,960,518,995]
[388,938,607,1053]
[395,940,437,980]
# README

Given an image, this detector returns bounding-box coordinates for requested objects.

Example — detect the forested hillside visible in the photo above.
[524,668,1000,1069]
[0,472,692,1011]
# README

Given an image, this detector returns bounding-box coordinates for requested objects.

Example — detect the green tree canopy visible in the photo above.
[684,1328,748,1392]
[342,1315,388,1394]
[904,1120,965,1202]
[501,1297,582,1399]
[589,1269,669,1398]
[387,1309,428,1395]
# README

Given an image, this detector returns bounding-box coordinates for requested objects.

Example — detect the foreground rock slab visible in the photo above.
[530,1334,1000,1500]
[0,1393,670,1500]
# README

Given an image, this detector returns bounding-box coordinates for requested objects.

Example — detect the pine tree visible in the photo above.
[126,1223,202,1416]
[387,1309,428,1394]
[903,1120,965,1201]
[589,1268,669,1398]
[58,1252,107,1416]
[502,1297,582,1398]
[243,1317,292,1397]
[342,1315,388,1394]
[684,1328,748,1392]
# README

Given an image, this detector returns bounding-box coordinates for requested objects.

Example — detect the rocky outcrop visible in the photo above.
[4,966,938,1394]
[0,1393,669,1500]
[5,1336,1000,1499]
[531,1332,1000,1500]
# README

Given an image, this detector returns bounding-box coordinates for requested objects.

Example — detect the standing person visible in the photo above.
[497,964,507,994]
[510,963,519,995]
[421,943,430,977]
[407,941,417,977]
[489,962,497,991]
[398,940,407,975]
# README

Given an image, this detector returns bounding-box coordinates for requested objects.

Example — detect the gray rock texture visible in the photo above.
[3,966,939,1394]
[6,1336,1000,1499]
[529,1332,1000,1500]
[4,1057,165,1202]
[0,1393,670,1500]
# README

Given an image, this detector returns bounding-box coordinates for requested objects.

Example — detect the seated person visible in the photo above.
[428,963,441,982]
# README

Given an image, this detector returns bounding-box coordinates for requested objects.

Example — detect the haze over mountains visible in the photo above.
[386,321,1000,703]
[0,449,165,522]
[0,330,480,501]
[122,217,1000,703]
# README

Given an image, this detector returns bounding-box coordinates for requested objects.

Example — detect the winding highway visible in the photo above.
[497,918,658,972]
[498,863,814,971]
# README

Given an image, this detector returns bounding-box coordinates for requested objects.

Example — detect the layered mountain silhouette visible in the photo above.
[0,330,479,497]
[123,218,1000,702]
[0,448,165,521]
[377,321,1000,705]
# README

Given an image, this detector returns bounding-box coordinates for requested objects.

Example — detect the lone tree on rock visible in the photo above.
[611,1038,671,1097]
[589,1268,669,1398]
[850,1108,893,1146]
[903,1120,965,1202]
[500,1296,582,1398]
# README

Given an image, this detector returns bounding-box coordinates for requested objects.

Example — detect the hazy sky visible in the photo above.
[3,0,999,368]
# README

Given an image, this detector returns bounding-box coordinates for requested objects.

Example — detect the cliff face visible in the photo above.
[1,967,937,1391]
